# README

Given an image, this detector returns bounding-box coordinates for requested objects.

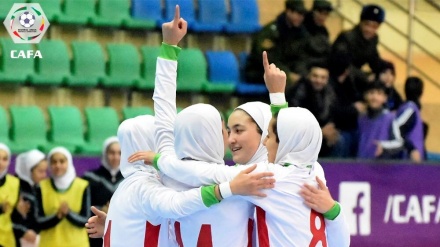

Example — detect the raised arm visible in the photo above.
[153,5,187,155]
[262,51,288,114]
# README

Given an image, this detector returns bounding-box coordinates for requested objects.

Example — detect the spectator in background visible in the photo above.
[0,144,37,247]
[83,136,122,247]
[286,62,344,157]
[329,53,365,157]
[14,149,48,247]
[245,0,308,85]
[35,147,91,247]
[303,0,333,69]
[376,77,426,162]
[331,4,385,91]
[357,81,395,159]
[376,60,403,111]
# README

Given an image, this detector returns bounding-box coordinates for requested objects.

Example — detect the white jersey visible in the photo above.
[153,55,349,247]
[156,156,350,247]
[104,170,213,247]
[153,57,255,246]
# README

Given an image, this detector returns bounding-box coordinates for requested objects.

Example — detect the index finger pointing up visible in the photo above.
[262,51,270,71]
[174,5,180,23]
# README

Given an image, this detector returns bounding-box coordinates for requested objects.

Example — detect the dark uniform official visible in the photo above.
[245,0,308,84]
[331,4,385,91]
[303,0,333,68]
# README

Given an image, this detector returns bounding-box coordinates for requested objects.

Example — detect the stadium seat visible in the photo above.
[9,106,49,153]
[225,0,261,34]
[177,48,208,92]
[191,0,227,32]
[91,0,156,29]
[0,39,35,84]
[48,106,86,154]
[131,0,164,27]
[204,51,237,94]
[101,43,141,88]
[66,41,106,87]
[58,0,96,25]
[122,106,154,119]
[83,107,120,155]
[0,0,16,19]
[29,0,62,22]
[164,0,196,29]
[0,106,10,146]
[30,39,70,86]
[137,46,161,90]
[235,52,268,95]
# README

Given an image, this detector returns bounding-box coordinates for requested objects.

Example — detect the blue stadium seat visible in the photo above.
[204,50,238,93]
[191,0,227,32]
[225,0,261,34]
[236,52,267,95]
[164,0,196,29]
[131,0,164,27]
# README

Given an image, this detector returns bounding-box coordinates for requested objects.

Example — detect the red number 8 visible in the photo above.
[309,210,327,247]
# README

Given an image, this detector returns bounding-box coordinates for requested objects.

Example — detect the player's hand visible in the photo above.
[162,5,188,46]
[22,229,37,243]
[85,206,107,238]
[374,141,383,157]
[1,200,11,213]
[230,164,275,197]
[262,51,286,93]
[300,176,335,214]
[128,151,156,165]
[410,150,422,163]
[16,196,31,218]
[60,201,70,216]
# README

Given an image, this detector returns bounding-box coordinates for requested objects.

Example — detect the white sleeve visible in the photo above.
[153,57,177,155]
[141,179,209,219]
[158,155,251,186]
[325,203,351,247]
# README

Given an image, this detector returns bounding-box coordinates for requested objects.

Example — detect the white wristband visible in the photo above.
[219,182,233,199]
[269,93,286,105]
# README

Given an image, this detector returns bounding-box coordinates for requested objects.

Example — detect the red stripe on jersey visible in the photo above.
[247,218,254,247]
[309,210,327,247]
[103,220,112,247]
[144,221,161,247]
[174,221,184,247]
[256,206,270,247]
[196,224,213,247]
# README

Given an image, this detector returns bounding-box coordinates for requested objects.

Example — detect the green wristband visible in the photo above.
[323,201,341,220]
[159,42,181,61]
[201,185,220,207]
[152,153,161,171]
[270,102,288,115]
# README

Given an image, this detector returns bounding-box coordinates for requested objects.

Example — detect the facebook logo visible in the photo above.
[339,182,371,236]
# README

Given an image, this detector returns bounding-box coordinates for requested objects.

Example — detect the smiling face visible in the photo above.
[227,110,262,164]
[50,152,68,177]
[263,117,279,164]
[365,89,387,110]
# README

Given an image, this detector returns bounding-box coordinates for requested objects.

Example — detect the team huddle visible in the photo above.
[84,6,350,247]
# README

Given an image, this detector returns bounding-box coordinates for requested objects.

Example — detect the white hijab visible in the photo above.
[174,104,224,164]
[15,149,45,186]
[0,143,11,179]
[101,136,120,177]
[118,115,157,178]
[275,107,323,168]
[48,147,76,190]
[235,102,272,165]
